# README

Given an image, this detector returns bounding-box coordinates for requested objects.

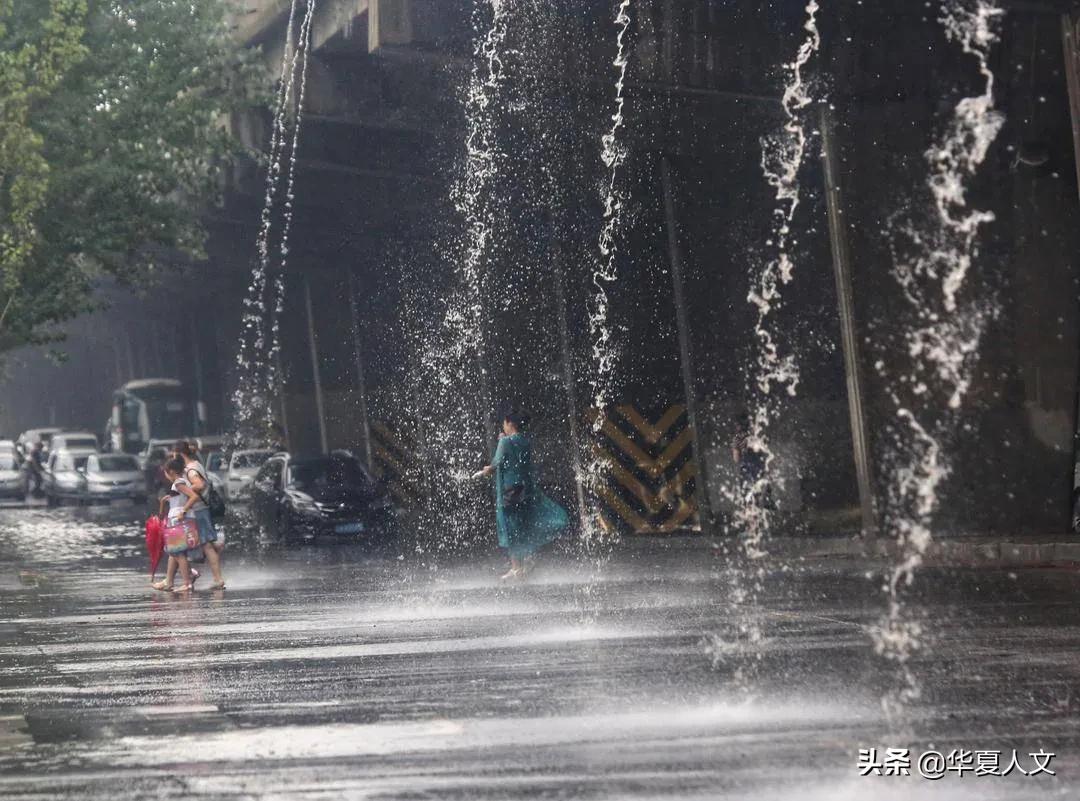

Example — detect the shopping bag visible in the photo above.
[163,518,200,555]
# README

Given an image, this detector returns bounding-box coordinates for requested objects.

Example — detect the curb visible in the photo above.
[770,537,1080,568]
[624,534,1080,568]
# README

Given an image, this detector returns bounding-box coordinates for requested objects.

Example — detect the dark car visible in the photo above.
[250,451,396,544]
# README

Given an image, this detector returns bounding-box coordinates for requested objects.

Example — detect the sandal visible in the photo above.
[171,584,192,593]
[210,581,226,590]
[499,567,525,582]
[151,580,173,592]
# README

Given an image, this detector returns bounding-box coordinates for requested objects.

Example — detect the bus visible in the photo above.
[105,379,206,455]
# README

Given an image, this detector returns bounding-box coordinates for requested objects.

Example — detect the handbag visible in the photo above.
[190,466,227,521]
[501,483,526,509]
[201,484,227,521]
[164,518,200,555]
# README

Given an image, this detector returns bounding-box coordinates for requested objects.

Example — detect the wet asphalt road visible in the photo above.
[0,503,1078,799]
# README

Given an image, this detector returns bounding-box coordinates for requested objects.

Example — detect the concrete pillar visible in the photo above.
[552,245,589,531]
[347,270,374,470]
[1061,12,1080,506]
[1063,14,1080,194]
[820,107,877,537]
[303,274,329,454]
[274,348,291,451]
[368,0,412,53]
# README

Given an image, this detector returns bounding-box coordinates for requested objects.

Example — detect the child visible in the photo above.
[151,457,201,593]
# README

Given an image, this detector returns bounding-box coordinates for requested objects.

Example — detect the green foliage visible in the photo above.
[0,0,265,352]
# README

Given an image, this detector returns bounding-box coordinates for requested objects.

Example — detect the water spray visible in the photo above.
[874,0,1005,723]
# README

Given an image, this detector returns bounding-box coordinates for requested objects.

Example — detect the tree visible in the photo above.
[0,0,264,353]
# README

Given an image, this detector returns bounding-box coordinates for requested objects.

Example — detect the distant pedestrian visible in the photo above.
[27,441,44,496]
[474,409,569,581]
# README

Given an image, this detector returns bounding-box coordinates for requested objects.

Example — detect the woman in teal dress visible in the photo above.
[476,410,569,581]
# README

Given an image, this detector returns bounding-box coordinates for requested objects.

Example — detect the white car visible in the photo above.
[204,451,227,497]
[225,449,275,500]
[139,439,175,468]
[16,428,61,459]
[0,450,24,500]
[50,431,100,455]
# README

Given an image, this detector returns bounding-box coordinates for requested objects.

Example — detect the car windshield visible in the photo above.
[233,451,272,470]
[55,455,89,472]
[288,456,370,492]
[0,455,17,470]
[60,437,96,450]
[90,455,138,472]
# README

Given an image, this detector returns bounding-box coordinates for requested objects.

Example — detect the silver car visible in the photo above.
[50,431,100,455]
[225,449,275,500]
[0,451,24,500]
[83,454,145,504]
[44,451,90,506]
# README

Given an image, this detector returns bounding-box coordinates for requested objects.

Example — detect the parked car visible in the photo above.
[50,431,100,455]
[195,435,224,459]
[205,451,227,497]
[224,449,274,500]
[43,450,90,507]
[250,451,395,543]
[82,454,145,504]
[16,428,61,459]
[0,450,24,501]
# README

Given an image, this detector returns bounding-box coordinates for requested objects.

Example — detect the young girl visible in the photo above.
[151,457,201,593]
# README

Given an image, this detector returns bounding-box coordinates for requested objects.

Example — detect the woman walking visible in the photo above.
[151,457,199,592]
[172,440,226,589]
[475,410,569,581]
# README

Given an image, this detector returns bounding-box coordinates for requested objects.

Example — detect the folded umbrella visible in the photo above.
[144,516,164,577]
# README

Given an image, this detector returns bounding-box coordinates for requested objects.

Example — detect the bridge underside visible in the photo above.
[4,1,1080,540]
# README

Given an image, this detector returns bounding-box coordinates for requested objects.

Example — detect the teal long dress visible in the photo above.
[493,433,569,559]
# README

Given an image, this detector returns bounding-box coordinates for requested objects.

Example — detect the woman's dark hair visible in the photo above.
[164,456,186,476]
[172,439,196,458]
[501,407,531,431]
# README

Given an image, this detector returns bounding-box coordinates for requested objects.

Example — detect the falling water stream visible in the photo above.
[266,0,319,421]
[737,0,820,559]
[715,1,821,686]
[873,0,1005,723]
[407,0,510,551]
[583,0,633,555]
[444,0,509,387]
[233,0,317,444]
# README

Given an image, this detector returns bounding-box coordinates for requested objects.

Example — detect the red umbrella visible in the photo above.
[145,516,164,577]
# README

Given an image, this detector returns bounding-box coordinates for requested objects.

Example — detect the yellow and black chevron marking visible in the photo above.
[591,404,700,535]
[370,421,422,507]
